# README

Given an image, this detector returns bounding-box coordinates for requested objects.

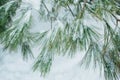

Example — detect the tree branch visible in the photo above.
[82,0,87,10]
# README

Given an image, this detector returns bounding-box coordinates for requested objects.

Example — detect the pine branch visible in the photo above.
[1,0,120,80]
[0,7,34,60]
[0,0,21,33]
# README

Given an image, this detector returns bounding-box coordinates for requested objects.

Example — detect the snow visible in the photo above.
[0,51,104,80]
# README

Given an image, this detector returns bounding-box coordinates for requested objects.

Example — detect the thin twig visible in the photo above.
[42,1,50,13]
[67,4,75,17]
[78,0,87,18]
[42,1,53,29]
[50,17,52,29]
[82,0,87,10]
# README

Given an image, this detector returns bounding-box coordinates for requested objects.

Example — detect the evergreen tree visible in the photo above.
[0,0,120,80]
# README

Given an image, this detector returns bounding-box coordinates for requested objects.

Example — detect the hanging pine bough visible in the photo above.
[0,4,34,60]
[33,0,120,79]
[0,0,120,80]
[0,0,21,33]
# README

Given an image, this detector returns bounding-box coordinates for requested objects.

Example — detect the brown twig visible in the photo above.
[82,0,87,10]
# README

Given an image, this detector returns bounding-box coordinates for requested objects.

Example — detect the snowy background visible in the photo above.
[0,0,105,80]
[0,50,104,80]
